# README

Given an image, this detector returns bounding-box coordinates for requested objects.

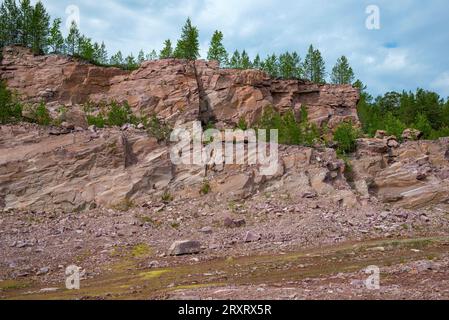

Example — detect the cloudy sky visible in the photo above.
[37,0,449,97]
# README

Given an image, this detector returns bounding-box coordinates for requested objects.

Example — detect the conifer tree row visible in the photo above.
[0,1,356,82]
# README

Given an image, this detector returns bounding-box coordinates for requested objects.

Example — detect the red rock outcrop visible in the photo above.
[352,136,449,209]
[0,123,356,212]
[1,46,360,128]
[0,46,127,106]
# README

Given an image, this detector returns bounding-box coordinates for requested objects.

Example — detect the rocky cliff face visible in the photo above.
[0,46,128,106]
[352,136,449,209]
[1,46,359,128]
[0,124,355,212]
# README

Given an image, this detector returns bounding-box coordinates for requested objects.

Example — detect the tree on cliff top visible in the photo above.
[48,18,64,54]
[207,30,227,66]
[0,0,49,54]
[65,20,80,56]
[160,39,173,59]
[303,45,326,84]
[174,18,200,60]
[331,55,354,84]
[30,1,50,54]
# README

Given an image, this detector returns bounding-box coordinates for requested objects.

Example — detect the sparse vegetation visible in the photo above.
[161,191,174,203]
[237,117,248,131]
[147,114,172,142]
[200,180,211,195]
[112,198,135,212]
[84,101,148,129]
[24,101,52,126]
[87,114,106,128]
[333,121,360,156]
[257,105,320,146]
[131,244,151,258]
[0,80,22,124]
[107,101,133,127]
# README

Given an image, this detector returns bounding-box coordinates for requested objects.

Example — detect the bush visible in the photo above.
[35,102,52,126]
[147,115,172,142]
[107,101,133,127]
[161,191,173,203]
[0,81,22,124]
[384,112,407,139]
[430,127,449,140]
[257,105,320,146]
[24,102,52,126]
[200,181,211,195]
[237,117,248,131]
[333,121,360,155]
[412,113,433,139]
[87,114,106,128]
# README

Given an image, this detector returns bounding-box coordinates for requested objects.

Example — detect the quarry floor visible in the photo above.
[1,193,449,300]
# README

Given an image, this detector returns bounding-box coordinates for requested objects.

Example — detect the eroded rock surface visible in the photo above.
[1,46,359,128]
[352,136,449,209]
[0,123,357,212]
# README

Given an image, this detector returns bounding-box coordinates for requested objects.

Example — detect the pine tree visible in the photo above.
[137,49,145,64]
[79,36,94,61]
[207,30,227,66]
[291,52,303,78]
[253,54,261,69]
[99,42,108,64]
[279,51,302,79]
[311,48,326,83]
[303,45,314,81]
[48,18,64,53]
[174,18,200,60]
[65,21,80,56]
[160,39,173,59]
[228,50,241,69]
[110,51,124,67]
[92,42,100,62]
[0,3,8,48]
[0,0,21,46]
[125,54,137,70]
[241,50,252,69]
[19,0,33,47]
[331,55,354,84]
[262,54,279,78]
[146,50,157,61]
[92,42,107,65]
[30,1,50,54]
[413,113,433,138]
[303,45,326,83]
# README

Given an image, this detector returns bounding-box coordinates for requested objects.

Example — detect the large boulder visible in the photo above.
[169,240,202,256]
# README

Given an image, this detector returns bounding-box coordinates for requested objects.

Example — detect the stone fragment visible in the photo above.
[169,240,202,256]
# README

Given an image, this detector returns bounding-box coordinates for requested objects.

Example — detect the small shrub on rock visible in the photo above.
[0,81,22,124]
[333,121,360,155]
[147,115,172,142]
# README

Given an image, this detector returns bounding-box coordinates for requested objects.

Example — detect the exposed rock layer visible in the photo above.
[1,46,359,128]
[0,124,355,212]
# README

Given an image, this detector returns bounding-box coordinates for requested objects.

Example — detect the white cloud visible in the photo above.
[381,49,408,70]
[39,0,449,97]
[431,72,449,97]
